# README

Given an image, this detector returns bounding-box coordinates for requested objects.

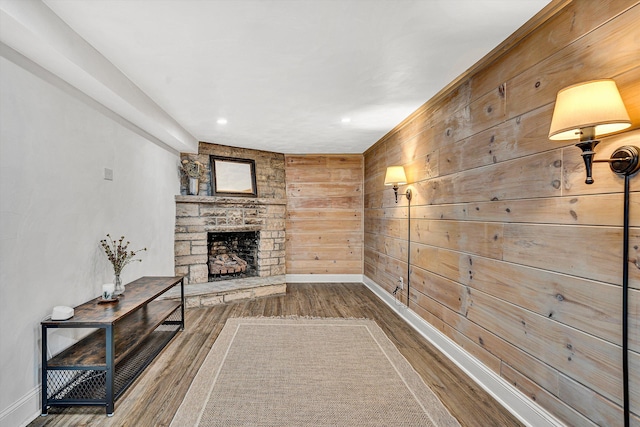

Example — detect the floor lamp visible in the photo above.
[385,166,412,307]
[549,79,638,427]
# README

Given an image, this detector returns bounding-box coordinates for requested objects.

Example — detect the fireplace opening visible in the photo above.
[208,231,258,281]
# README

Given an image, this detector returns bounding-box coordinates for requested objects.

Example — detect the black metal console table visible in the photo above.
[40,276,184,416]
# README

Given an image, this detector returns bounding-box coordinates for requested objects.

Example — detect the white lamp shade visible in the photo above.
[384,166,407,185]
[548,79,631,140]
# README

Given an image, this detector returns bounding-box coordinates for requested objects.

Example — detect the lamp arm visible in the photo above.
[575,144,639,184]
[392,186,413,203]
[593,157,633,163]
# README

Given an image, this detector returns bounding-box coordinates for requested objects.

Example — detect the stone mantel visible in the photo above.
[175,195,286,206]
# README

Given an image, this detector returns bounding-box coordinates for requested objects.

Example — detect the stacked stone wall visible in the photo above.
[180,141,286,199]
[176,142,286,285]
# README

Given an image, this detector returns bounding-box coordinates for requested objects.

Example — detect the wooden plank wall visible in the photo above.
[285,155,363,275]
[364,1,640,426]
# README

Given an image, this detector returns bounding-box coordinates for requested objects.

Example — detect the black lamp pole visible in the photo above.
[594,144,639,427]
[392,185,413,308]
[622,173,630,427]
[406,189,412,308]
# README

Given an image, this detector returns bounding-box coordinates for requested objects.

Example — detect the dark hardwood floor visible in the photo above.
[30,283,523,427]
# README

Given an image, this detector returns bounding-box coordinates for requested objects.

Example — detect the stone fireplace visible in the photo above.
[175,196,286,285]
[173,142,287,307]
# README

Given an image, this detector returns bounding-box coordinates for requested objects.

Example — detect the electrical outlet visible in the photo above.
[398,277,404,289]
[104,168,113,181]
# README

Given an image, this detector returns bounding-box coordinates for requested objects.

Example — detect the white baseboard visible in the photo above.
[0,385,40,427]
[362,275,566,427]
[286,274,364,283]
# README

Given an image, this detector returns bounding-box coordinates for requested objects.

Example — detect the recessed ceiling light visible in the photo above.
[217,118,228,125]
[341,117,351,123]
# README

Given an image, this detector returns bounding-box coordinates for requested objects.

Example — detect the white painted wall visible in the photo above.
[0,52,179,426]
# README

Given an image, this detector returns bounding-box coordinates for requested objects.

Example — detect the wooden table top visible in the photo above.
[42,276,183,327]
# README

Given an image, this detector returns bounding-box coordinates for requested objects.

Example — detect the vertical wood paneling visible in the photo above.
[286,155,363,275]
[364,1,640,425]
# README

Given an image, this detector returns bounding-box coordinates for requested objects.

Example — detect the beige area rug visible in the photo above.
[170,317,461,427]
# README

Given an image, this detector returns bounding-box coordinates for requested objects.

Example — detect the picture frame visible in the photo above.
[210,156,257,197]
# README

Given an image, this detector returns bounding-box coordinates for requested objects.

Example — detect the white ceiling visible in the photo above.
[4,0,550,154]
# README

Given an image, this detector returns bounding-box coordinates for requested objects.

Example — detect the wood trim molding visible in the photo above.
[0,384,40,427]
[285,274,364,283]
[367,0,572,153]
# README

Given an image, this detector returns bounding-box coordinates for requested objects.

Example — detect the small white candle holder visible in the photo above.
[102,283,115,300]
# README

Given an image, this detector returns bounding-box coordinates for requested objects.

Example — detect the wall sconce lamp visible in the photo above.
[384,166,412,203]
[385,166,413,308]
[548,79,638,184]
[549,79,638,427]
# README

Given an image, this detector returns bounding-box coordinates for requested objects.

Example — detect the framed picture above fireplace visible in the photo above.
[210,156,257,197]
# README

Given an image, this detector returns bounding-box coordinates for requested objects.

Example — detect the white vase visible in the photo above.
[188,177,199,195]
[113,274,125,296]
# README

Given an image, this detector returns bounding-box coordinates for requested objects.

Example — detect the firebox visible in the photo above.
[207,231,258,281]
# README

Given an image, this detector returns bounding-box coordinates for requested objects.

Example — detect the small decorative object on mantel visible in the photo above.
[100,234,147,296]
[180,159,208,196]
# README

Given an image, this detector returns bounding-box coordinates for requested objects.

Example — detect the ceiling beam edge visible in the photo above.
[0,0,198,153]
